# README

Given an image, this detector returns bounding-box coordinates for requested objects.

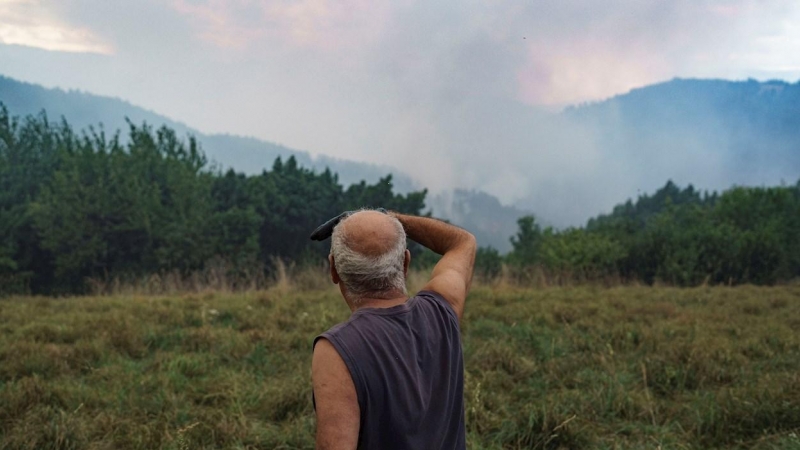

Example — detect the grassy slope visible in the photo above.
[1,284,799,449]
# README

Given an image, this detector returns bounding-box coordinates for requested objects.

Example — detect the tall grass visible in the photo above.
[1,272,798,448]
[78,259,791,298]
[83,259,334,297]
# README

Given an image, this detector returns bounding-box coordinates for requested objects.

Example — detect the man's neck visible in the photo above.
[346,290,409,312]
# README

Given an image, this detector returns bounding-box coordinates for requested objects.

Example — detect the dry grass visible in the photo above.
[1,273,799,449]
[83,259,334,297]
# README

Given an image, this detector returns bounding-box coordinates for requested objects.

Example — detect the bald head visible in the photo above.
[330,209,408,303]
[337,210,403,256]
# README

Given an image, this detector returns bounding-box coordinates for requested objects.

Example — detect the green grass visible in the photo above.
[1,284,799,449]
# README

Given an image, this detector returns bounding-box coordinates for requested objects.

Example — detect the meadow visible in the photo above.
[1,275,799,449]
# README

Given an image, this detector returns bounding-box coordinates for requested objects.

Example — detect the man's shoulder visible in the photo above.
[316,316,358,343]
[413,290,460,323]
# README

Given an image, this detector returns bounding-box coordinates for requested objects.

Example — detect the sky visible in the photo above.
[2,0,800,224]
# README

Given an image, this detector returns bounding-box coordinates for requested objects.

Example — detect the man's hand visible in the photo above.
[391,213,477,321]
[310,211,351,241]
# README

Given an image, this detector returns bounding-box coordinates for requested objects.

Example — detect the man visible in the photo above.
[310,209,477,450]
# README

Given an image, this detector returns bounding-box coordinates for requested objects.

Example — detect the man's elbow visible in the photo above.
[462,231,477,254]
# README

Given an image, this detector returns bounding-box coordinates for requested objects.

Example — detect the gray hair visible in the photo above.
[331,211,407,303]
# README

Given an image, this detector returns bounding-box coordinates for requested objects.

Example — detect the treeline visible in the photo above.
[493,181,800,285]
[3,105,799,294]
[0,106,426,295]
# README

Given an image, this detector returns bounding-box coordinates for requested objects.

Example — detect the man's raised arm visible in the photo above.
[392,213,477,321]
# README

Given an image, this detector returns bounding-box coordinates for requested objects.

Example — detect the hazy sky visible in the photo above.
[2,0,799,223]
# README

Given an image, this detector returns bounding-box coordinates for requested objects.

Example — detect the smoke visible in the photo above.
[3,0,800,226]
[343,0,800,226]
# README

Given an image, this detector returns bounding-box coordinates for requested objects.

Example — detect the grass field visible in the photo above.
[1,280,799,449]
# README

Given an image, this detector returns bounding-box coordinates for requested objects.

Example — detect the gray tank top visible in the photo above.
[314,290,466,450]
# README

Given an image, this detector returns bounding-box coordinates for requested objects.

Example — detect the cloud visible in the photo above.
[516,41,670,106]
[169,0,393,53]
[0,0,112,54]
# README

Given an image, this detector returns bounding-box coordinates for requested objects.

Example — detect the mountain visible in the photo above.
[565,78,800,186]
[493,77,800,229]
[0,75,419,192]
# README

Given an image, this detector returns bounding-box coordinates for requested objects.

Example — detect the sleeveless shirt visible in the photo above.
[314,290,466,450]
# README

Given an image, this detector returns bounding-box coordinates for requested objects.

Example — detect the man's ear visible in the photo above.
[403,249,411,277]
[329,254,340,284]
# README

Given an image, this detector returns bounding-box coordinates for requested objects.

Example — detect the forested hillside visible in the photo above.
[0,105,426,295]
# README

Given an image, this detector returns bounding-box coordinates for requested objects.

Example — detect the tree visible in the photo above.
[474,246,503,280]
[508,216,542,266]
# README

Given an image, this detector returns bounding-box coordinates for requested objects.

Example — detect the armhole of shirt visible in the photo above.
[417,290,460,326]
[313,332,366,416]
